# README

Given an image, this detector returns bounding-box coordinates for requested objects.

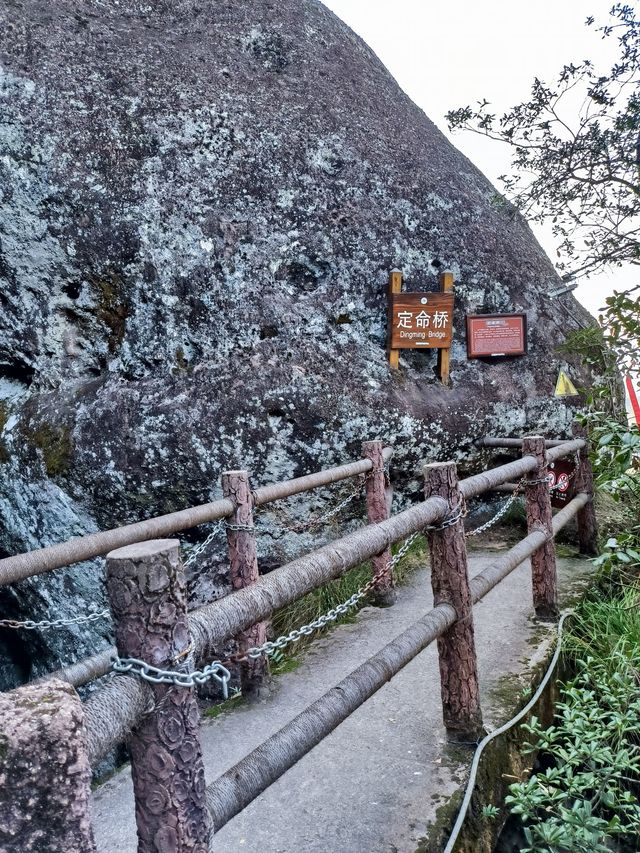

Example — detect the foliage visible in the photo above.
[564,582,640,669]
[557,327,622,411]
[446,4,640,284]
[481,804,500,820]
[506,650,640,852]
[600,285,640,376]
[580,412,640,503]
[447,4,640,384]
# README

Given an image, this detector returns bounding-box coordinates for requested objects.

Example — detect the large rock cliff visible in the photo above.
[0,0,593,686]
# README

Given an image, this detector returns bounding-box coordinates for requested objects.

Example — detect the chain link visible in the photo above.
[523,453,580,491]
[183,522,224,567]
[425,502,468,532]
[465,453,581,538]
[0,609,111,630]
[277,478,366,534]
[548,455,580,492]
[111,656,231,698]
[236,529,421,663]
[180,464,388,564]
[466,481,525,538]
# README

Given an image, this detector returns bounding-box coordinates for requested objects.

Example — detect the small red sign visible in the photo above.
[466,313,527,358]
[549,459,577,509]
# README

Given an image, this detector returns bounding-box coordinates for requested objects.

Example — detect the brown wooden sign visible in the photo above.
[466,313,527,358]
[389,292,454,350]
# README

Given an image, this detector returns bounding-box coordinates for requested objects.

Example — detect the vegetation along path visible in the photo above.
[92,546,595,853]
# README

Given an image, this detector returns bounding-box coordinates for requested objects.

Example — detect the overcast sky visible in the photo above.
[322,0,633,318]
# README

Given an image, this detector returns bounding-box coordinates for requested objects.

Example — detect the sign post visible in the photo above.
[387,269,403,370]
[437,271,454,385]
[387,269,455,384]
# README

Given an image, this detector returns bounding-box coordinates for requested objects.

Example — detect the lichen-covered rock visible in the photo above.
[0,0,593,686]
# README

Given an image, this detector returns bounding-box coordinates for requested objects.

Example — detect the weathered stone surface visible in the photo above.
[0,678,96,852]
[0,0,594,686]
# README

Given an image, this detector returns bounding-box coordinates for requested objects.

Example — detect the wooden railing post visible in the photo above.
[106,539,210,852]
[423,461,483,740]
[0,679,96,853]
[222,470,269,698]
[362,440,395,606]
[522,436,558,619]
[572,422,598,555]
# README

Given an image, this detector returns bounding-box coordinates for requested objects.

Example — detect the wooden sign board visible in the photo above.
[548,459,577,509]
[466,313,527,358]
[389,293,454,350]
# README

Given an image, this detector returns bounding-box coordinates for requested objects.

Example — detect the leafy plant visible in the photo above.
[446,5,640,285]
[481,804,500,820]
[557,328,623,413]
[506,651,640,852]
[580,414,640,503]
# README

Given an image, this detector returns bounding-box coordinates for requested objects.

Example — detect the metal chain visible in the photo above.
[466,452,581,539]
[523,453,580,491]
[548,455,580,491]
[180,464,388,563]
[235,529,421,664]
[0,609,111,630]
[183,522,224,567]
[425,501,468,532]
[111,656,231,699]
[466,481,525,538]
[111,464,396,686]
[278,478,366,534]
[110,513,413,696]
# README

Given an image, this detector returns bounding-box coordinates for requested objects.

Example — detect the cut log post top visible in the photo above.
[0,679,97,853]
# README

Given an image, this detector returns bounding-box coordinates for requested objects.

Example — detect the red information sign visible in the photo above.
[466,313,527,358]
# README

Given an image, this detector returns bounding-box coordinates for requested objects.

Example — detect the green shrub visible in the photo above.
[506,648,640,852]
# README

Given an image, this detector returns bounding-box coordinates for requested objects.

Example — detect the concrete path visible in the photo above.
[91,547,594,853]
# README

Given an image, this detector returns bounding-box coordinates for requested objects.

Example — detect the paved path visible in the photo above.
[92,548,594,853]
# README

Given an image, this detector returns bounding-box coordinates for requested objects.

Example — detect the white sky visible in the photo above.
[322,0,635,318]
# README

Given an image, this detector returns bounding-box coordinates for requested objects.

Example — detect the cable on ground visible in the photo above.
[443,609,573,853]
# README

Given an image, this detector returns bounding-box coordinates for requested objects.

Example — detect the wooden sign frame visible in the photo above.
[389,292,454,350]
[466,313,527,359]
[387,270,455,385]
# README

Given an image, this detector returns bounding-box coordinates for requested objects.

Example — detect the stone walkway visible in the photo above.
[91,547,594,853]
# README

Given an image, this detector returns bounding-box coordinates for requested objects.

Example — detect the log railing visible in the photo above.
[0,430,598,852]
[0,448,393,586]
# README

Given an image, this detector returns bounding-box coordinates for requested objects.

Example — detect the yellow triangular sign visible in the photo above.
[555,369,579,397]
